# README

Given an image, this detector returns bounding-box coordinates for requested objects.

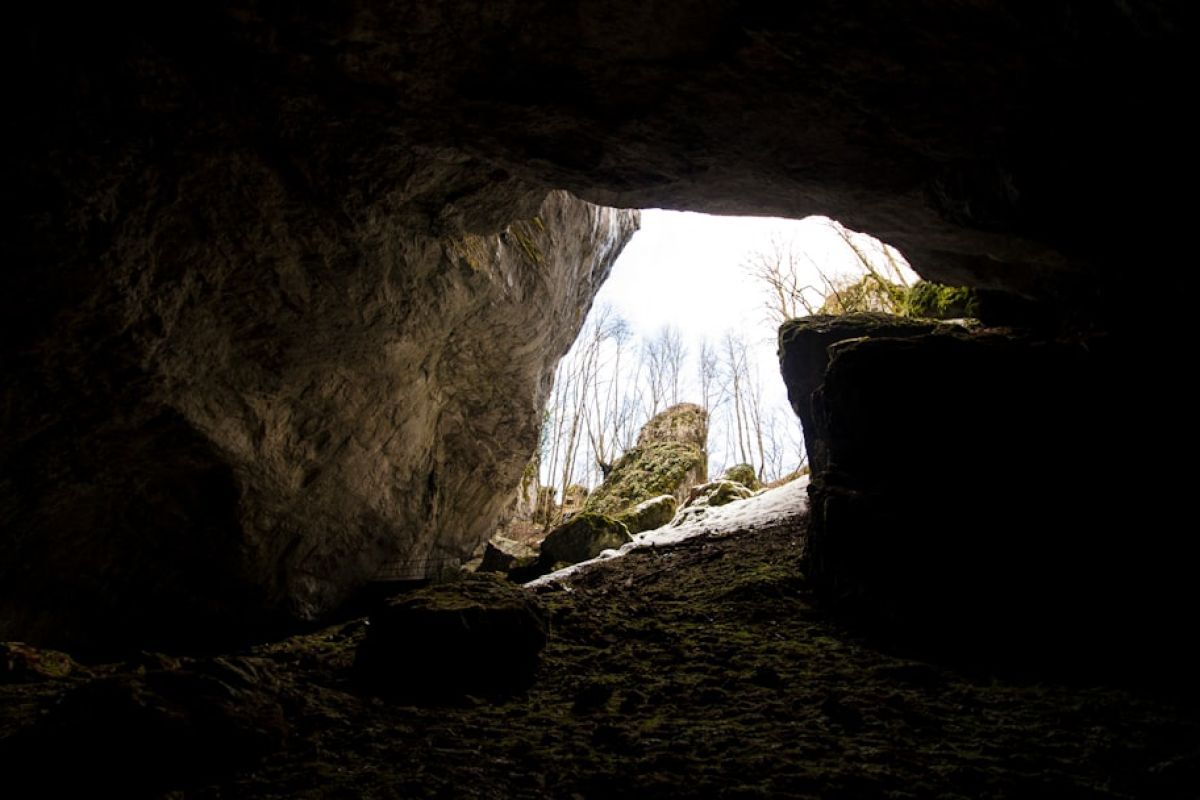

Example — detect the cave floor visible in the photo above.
[4,513,1198,798]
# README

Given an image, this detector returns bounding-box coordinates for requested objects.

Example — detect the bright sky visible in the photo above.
[589,209,915,416]
[548,208,918,485]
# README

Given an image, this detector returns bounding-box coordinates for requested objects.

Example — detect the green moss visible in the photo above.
[540,513,632,565]
[584,442,706,517]
[906,281,979,319]
[722,464,759,490]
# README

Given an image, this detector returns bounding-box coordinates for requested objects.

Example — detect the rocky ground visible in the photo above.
[3,499,1198,799]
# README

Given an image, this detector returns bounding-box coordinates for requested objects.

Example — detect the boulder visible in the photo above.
[722,464,761,491]
[617,495,678,535]
[584,405,709,518]
[777,314,947,474]
[538,514,632,567]
[685,481,754,509]
[1,642,79,683]
[635,403,709,451]
[781,322,1185,667]
[478,537,539,576]
[354,574,548,701]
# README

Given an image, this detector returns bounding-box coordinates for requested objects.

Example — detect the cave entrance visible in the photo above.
[529,209,917,534]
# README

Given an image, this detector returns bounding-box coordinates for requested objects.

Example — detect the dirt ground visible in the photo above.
[3,510,1198,799]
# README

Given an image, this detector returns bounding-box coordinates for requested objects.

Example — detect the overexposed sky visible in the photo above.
[551,208,915,483]
[591,209,914,410]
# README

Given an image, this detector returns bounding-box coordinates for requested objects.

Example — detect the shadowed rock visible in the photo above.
[354,575,549,702]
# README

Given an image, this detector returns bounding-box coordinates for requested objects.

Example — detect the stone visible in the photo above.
[617,495,678,535]
[635,403,709,451]
[787,326,1185,664]
[1,642,78,683]
[777,314,950,474]
[684,481,754,509]
[584,405,709,518]
[0,191,636,653]
[354,574,549,701]
[538,514,633,567]
[478,537,539,576]
[722,464,761,491]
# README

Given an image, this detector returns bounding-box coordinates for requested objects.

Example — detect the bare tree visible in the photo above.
[744,220,915,324]
[697,338,719,413]
[641,325,687,416]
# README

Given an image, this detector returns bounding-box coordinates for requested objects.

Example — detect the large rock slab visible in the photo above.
[0,191,636,653]
[782,323,1187,665]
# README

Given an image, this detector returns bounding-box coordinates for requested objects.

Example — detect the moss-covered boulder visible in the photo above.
[354,573,548,702]
[539,514,632,566]
[907,281,979,320]
[722,464,760,491]
[583,404,709,519]
[617,495,678,535]
[635,403,708,450]
[685,480,755,509]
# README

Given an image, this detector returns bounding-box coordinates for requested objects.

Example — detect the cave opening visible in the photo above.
[3,3,1197,795]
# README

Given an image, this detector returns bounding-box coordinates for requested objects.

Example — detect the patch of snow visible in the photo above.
[525,476,810,589]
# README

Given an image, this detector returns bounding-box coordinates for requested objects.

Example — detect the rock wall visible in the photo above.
[1,189,636,652]
[780,319,1189,670]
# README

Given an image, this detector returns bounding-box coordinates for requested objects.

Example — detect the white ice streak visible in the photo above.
[524,476,810,589]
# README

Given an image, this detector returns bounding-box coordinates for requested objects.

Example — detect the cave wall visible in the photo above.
[1,184,636,652]
[3,2,1190,649]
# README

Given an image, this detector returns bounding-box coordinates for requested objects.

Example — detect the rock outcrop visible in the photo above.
[780,317,1186,666]
[1,190,637,652]
[584,404,709,518]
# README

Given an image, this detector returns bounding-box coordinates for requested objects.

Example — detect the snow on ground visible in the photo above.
[525,476,810,589]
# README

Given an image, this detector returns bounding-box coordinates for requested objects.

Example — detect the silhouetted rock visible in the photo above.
[354,575,548,702]
[781,322,1187,673]
[478,537,539,576]
[1,657,287,794]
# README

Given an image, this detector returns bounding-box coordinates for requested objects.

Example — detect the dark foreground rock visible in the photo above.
[8,513,1195,798]
[781,319,1189,671]
[354,574,548,702]
[1,657,287,795]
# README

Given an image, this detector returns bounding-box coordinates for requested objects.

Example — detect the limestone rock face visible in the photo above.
[1,190,637,652]
[635,403,709,451]
[584,404,709,518]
